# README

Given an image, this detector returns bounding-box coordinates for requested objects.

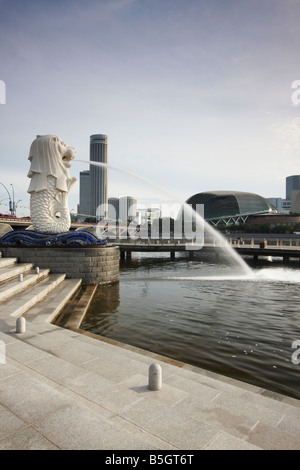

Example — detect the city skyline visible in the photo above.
[2,1,300,216]
[78,134,139,221]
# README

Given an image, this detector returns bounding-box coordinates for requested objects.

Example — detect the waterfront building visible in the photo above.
[267,198,283,211]
[108,197,120,220]
[78,170,90,221]
[282,199,291,211]
[136,207,148,225]
[90,134,108,219]
[186,191,277,225]
[290,190,300,214]
[286,175,300,200]
[120,196,137,222]
[147,206,161,222]
[267,198,290,214]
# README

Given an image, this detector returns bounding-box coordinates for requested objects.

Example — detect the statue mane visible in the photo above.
[27,134,75,193]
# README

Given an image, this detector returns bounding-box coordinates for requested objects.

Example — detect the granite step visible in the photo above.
[23,277,82,325]
[0,269,50,303]
[2,273,67,318]
[5,310,300,449]
[0,262,35,284]
[0,257,18,268]
[2,285,300,449]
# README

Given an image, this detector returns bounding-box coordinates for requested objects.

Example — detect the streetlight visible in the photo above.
[10,184,15,216]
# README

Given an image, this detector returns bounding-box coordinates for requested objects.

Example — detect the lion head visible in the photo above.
[27,134,76,193]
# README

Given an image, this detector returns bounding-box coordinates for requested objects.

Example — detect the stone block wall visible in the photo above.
[0,245,120,285]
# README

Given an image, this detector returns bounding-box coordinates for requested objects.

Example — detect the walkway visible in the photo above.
[112,238,300,263]
[1,288,300,450]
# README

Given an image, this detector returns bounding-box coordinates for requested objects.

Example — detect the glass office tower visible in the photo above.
[286,175,300,200]
[90,134,108,219]
[108,197,120,221]
[79,170,90,219]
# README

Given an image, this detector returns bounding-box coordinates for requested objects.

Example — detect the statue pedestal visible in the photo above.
[0,245,120,285]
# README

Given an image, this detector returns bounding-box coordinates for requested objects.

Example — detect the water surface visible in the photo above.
[81,253,300,399]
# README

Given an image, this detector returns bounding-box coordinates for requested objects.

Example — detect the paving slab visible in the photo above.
[119,398,221,450]
[0,371,72,423]
[31,402,155,450]
[0,403,27,440]
[0,425,59,450]
[204,431,261,450]
[0,279,300,450]
[246,421,300,450]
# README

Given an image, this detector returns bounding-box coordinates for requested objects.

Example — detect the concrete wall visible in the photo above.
[0,245,120,285]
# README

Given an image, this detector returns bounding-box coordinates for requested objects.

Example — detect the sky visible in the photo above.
[1,0,300,217]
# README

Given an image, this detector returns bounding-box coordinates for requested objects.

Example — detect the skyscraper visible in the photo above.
[286,175,300,200]
[120,196,137,222]
[90,134,108,219]
[108,197,120,220]
[79,170,90,219]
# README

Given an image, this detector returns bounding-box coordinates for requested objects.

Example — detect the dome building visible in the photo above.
[185,191,277,225]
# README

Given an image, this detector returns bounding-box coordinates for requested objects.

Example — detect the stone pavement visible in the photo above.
[1,286,300,451]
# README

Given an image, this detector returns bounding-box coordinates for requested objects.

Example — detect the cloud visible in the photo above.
[1,0,300,212]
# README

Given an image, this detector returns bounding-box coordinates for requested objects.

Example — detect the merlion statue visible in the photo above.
[27,135,77,233]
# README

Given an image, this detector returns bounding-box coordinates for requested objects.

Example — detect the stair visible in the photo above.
[0,270,51,303]
[1,262,300,449]
[0,260,34,284]
[0,253,82,323]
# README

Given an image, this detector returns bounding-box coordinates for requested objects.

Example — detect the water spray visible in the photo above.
[74,159,251,275]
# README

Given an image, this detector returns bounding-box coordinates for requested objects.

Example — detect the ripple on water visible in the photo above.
[81,258,300,399]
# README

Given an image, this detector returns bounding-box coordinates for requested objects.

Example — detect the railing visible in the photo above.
[110,238,300,257]
[229,238,300,250]
[110,237,300,248]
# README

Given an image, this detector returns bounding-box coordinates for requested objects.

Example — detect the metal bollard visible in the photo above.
[16,317,26,334]
[148,363,162,391]
[35,267,40,274]
[18,273,23,282]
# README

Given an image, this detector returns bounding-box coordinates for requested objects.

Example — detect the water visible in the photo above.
[73,158,251,275]
[81,254,300,400]
[74,158,300,398]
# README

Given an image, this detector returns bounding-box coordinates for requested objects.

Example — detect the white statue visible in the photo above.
[27,134,77,233]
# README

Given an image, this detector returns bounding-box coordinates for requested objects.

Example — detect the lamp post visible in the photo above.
[10,184,15,217]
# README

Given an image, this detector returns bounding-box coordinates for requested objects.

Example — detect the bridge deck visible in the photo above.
[109,239,300,260]
[1,219,300,260]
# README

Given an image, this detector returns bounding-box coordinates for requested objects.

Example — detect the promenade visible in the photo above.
[109,236,300,263]
[1,285,300,450]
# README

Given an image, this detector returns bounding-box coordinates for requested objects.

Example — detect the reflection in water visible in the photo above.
[82,282,120,333]
[80,253,300,399]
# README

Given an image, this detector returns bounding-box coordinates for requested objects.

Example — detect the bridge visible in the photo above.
[0,217,32,229]
[109,236,300,263]
[231,237,300,263]
[0,218,105,231]
[1,218,300,263]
